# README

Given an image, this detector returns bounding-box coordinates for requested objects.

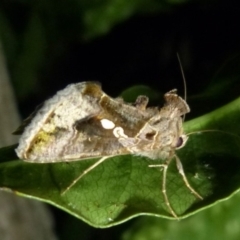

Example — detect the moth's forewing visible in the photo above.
[15,82,156,162]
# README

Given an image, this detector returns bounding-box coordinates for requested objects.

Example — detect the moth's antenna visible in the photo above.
[177,54,187,123]
[186,129,240,140]
[177,53,187,102]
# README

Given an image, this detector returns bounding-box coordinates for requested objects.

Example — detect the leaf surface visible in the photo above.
[0,95,240,227]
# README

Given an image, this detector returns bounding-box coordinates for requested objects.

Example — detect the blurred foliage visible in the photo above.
[0,0,189,99]
[188,54,240,118]
[122,189,240,240]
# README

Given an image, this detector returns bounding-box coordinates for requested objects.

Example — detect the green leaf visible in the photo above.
[0,95,240,227]
[80,0,176,39]
[119,85,161,103]
[122,190,240,240]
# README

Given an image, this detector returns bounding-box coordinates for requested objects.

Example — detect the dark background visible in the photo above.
[1,0,240,239]
[2,0,240,116]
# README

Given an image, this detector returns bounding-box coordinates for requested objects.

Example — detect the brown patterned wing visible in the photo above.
[15,82,154,162]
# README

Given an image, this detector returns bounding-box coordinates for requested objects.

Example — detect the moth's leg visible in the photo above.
[175,154,203,200]
[149,160,178,219]
[62,156,110,195]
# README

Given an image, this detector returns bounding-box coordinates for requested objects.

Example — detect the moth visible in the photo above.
[14,81,202,218]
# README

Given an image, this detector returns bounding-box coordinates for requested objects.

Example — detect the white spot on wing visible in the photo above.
[100,119,115,129]
[113,127,128,138]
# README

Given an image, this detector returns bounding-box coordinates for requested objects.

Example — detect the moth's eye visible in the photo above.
[175,137,183,148]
